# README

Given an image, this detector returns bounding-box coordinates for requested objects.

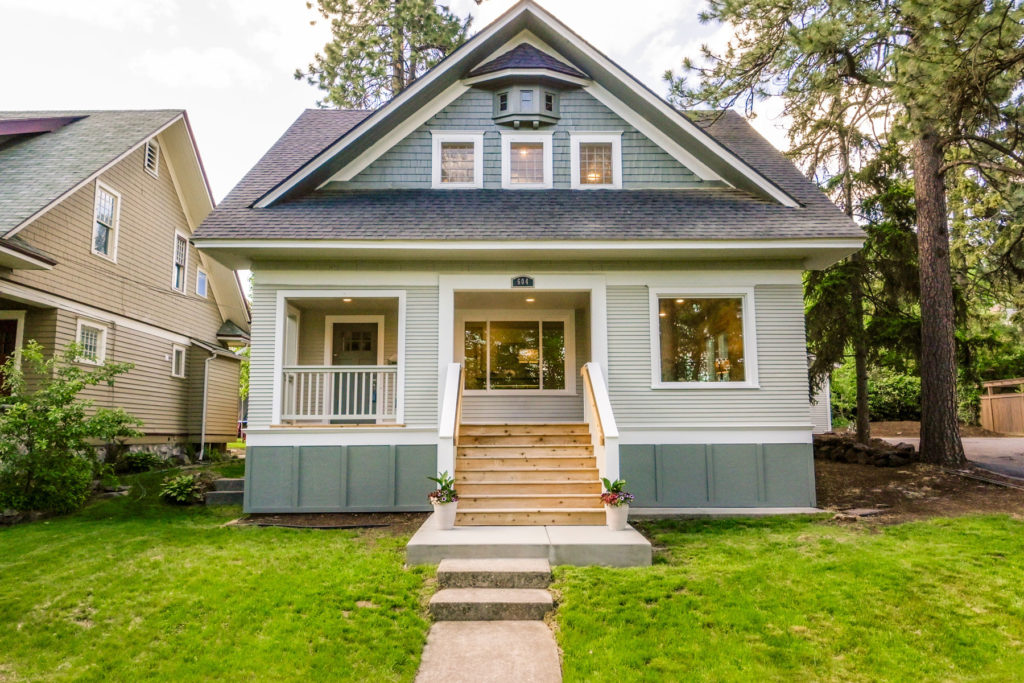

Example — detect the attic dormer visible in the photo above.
[464,43,589,129]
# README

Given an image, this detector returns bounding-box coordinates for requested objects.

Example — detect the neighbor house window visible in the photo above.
[196,268,208,298]
[571,133,622,189]
[92,183,120,259]
[76,319,107,364]
[171,345,186,378]
[172,233,188,292]
[501,133,553,189]
[431,132,483,188]
[144,139,160,177]
[653,291,757,387]
[462,314,573,392]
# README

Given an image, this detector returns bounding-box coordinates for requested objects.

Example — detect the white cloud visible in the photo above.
[132,46,265,89]
[0,0,176,30]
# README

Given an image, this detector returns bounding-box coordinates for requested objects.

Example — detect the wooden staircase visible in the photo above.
[455,423,605,526]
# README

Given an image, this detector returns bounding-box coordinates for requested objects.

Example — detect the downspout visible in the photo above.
[199,352,215,461]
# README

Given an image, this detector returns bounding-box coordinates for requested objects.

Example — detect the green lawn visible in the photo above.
[0,466,432,682]
[555,515,1024,682]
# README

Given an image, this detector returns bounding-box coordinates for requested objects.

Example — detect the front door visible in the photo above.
[0,319,18,395]
[330,322,380,422]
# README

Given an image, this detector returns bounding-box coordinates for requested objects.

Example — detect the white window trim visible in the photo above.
[649,287,759,389]
[0,310,26,369]
[75,317,109,365]
[455,308,576,395]
[171,231,189,293]
[431,131,484,189]
[323,315,386,366]
[570,132,623,189]
[91,181,120,262]
[500,131,553,189]
[196,267,209,299]
[171,344,187,378]
[144,139,160,178]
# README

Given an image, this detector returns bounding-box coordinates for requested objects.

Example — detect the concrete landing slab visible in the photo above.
[416,621,560,683]
[406,515,652,566]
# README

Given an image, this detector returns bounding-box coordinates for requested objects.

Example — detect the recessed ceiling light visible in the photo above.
[676,298,684,303]
[525,298,536,303]
[343,298,352,302]
[659,312,668,317]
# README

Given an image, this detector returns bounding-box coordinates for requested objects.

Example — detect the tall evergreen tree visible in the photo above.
[296,0,473,109]
[668,0,1024,465]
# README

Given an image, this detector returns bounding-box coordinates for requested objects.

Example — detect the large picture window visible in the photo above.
[462,315,572,392]
[653,291,756,387]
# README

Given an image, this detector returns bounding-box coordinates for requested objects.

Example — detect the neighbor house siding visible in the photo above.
[5,145,224,344]
[344,88,700,190]
[606,283,812,428]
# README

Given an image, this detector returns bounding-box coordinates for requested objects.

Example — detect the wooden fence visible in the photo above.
[980,378,1024,436]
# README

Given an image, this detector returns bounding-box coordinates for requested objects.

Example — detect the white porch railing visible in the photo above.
[581,362,619,481]
[282,366,397,422]
[437,362,464,475]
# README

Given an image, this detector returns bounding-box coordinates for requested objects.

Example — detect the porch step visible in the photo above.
[456,468,599,483]
[459,493,602,510]
[437,558,552,589]
[214,478,245,492]
[458,480,602,495]
[459,423,589,436]
[456,508,607,526]
[456,455,597,470]
[429,588,553,621]
[457,444,594,456]
[205,478,245,505]
[458,433,592,446]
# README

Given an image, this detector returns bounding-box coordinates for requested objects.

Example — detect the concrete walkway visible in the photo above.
[881,436,1024,479]
[416,621,561,683]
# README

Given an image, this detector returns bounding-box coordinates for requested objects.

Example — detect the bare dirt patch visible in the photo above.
[815,460,1024,523]
[233,512,429,536]
[849,421,1001,438]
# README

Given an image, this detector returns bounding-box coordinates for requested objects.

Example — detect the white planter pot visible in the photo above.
[432,501,458,530]
[605,504,630,531]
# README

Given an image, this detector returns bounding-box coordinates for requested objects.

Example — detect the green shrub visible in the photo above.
[116,451,163,474]
[830,362,922,422]
[159,472,209,505]
[0,341,141,514]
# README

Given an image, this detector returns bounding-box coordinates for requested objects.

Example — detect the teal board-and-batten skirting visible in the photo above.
[245,445,437,513]
[620,443,816,508]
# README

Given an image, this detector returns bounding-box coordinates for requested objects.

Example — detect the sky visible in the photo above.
[0,0,787,201]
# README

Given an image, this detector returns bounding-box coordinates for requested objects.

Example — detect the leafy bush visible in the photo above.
[0,341,141,514]
[116,451,163,474]
[159,472,208,505]
[831,362,922,422]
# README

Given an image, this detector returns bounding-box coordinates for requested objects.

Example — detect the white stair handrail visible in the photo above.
[438,362,463,475]
[581,362,619,481]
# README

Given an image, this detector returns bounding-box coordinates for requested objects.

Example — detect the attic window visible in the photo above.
[92,182,120,260]
[501,132,552,189]
[144,139,160,177]
[570,133,623,189]
[431,132,483,188]
[172,232,188,293]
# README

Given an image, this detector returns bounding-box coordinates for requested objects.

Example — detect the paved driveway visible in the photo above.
[882,436,1024,479]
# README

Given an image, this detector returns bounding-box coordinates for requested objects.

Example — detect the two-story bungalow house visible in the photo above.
[0,110,250,456]
[194,1,862,522]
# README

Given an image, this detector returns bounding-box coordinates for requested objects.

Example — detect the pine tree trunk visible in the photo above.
[850,254,871,444]
[914,131,966,467]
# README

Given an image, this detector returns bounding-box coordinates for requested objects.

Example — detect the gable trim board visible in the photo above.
[254,0,798,208]
[0,241,54,270]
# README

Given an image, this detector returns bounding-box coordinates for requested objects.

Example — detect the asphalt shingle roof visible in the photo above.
[467,43,589,79]
[0,110,182,236]
[197,109,862,242]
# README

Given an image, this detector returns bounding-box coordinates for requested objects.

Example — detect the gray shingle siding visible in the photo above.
[344,89,699,190]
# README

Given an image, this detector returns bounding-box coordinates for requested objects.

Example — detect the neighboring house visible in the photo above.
[0,110,251,455]
[194,1,863,520]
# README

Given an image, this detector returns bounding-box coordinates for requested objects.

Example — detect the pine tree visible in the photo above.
[668,0,1024,465]
[296,0,474,109]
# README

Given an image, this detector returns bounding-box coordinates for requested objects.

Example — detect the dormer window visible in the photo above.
[431,132,484,188]
[520,89,534,111]
[570,132,623,189]
[492,85,560,127]
[544,93,555,112]
[498,92,509,112]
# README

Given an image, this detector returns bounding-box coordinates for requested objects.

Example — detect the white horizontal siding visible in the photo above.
[606,284,812,428]
[461,394,584,423]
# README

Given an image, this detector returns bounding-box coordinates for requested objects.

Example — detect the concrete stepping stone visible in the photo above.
[416,621,561,683]
[429,588,553,621]
[437,558,552,589]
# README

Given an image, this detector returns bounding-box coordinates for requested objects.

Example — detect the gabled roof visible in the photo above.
[197,110,859,244]
[0,110,184,236]
[248,0,799,208]
[467,42,587,78]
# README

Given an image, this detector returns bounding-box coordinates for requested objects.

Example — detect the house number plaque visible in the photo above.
[511,275,535,288]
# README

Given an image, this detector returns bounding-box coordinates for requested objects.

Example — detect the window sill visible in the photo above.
[651,382,760,390]
[91,251,117,263]
[75,358,103,366]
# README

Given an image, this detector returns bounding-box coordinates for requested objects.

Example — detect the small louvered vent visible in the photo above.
[144,139,160,177]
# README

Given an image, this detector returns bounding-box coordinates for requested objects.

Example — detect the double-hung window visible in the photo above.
[92,182,120,260]
[76,318,107,364]
[431,132,484,188]
[651,288,758,388]
[196,268,208,298]
[501,132,553,189]
[172,233,188,293]
[171,345,186,378]
[570,133,622,189]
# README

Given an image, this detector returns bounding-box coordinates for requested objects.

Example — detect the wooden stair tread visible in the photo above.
[462,493,598,499]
